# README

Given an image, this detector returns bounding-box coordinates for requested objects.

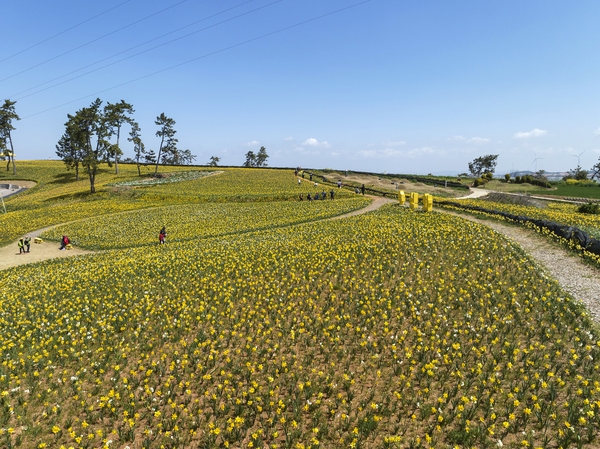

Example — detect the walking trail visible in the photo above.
[0,226,93,271]
[0,195,392,271]
[443,209,600,322]
[2,191,598,325]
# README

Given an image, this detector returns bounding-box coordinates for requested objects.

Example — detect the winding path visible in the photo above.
[0,196,392,271]
[2,193,599,326]
[443,210,600,321]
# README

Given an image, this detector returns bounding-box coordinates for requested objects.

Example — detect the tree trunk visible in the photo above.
[89,172,96,194]
[115,126,120,175]
[8,133,16,175]
[154,136,165,176]
[75,162,79,181]
[137,161,141,176]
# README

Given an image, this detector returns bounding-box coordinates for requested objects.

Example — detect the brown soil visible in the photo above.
[323,171,464,197]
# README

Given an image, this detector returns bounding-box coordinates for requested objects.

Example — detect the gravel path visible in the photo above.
[444,210,600,322]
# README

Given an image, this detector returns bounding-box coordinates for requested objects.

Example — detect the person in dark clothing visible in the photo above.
[330,190,334,200]
[307,193,312,201]
[361,184,365,195]
[60,235,70,250]
[24,236,31,252]
[299,193,303,201]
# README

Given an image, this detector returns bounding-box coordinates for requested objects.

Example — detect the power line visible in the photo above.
[22,0,374,120]
[10,0,256,100]
[0,0,133,64]
[0,0,189,84]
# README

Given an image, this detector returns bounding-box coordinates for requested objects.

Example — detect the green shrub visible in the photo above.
[504,173,511,182]
[577,202,600,214]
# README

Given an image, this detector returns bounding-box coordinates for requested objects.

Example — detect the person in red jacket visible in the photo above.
[60,235,70,250]
[159,227,167,245]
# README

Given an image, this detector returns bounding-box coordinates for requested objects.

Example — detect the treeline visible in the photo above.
[55,98,195,193]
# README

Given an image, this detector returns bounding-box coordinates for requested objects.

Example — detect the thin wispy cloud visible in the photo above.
[380,140,406,147]
[448,135,490,144]
[283,136,294,141]
[245,140,260,147]
[594,127,600,137]
[513,129,547,139]
[359,146,442,159]
[302,138,330,148]
[359,148,403,158]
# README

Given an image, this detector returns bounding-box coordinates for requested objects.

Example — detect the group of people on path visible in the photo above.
[299,190,335,201]
[17,234,71,254]
[17,236,31,254]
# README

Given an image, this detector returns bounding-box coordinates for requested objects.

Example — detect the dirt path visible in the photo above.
[443,209,600,321]
[0,241,93,271]
[3,193,599,325]
[456,187,488,199]
[0,195,393,271]
[329,195,396,220]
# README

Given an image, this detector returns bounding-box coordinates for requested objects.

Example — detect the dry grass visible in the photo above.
[322,171,465,198]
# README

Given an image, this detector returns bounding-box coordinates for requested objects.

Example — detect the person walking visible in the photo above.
[24,236,31,253]
[18,238,25,254]
[330,190,334,200]
[159,226,167,245]
[298,178,301,185]
[361,184,365,195]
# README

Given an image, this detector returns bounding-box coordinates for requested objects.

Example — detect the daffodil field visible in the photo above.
[0,162,354,246]
[39,199,370,250]
[1,162,600,449]
[444,199,600,238]
[437,198,600,265]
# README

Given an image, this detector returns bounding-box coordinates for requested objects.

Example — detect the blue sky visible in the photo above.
[2,0,599,175]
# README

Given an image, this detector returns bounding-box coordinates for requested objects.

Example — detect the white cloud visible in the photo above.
[404,146,442,157]
[512,128,547,139]
[468,137,490,144]
[359,146,443,159]
[283,136,294,141]
[359,148,403,158]
[302,138,330,148]
[381,140,406,147]
[245,140,260,147]
[594,127,600,136]
[448,135,489,144]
